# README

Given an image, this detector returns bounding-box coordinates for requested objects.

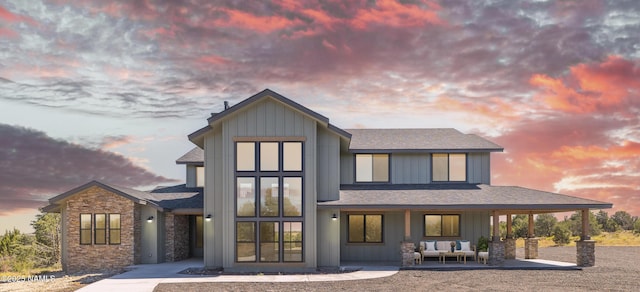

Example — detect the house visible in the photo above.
[43,89,612,273]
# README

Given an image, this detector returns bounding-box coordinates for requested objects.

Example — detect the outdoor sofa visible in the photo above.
[419,240,476,262]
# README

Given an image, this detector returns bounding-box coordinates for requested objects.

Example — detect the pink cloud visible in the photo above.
[350,0,444,29]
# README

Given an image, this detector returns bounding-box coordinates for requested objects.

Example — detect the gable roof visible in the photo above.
[176,147,204,164]
[188,89,350,146]
[319,184,612,212]
[346,128,503,152]
[43,181,204,213]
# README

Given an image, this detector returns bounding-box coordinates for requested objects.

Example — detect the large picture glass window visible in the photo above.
[424,214,460,237]
[432,153,466,182]
[348,214,383,243]
[235,141,304,263]
[94,214,106,245]
[80,213,92,245]
[355,154,389,182]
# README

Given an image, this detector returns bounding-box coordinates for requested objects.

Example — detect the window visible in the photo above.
[259,222,279,262]
[260,142,279,171]
[348,214,383,243]
[355,154,389,182]
[236,222,256,262]
[235,141,304,263]
[80,214,92,245]
[109,214,121,245]
[424,215,460,237]
[94,214,106,244]
[283,142,302,171]
[432,153,466,182]
[283,222,303,262]
[237,177,256,217]
[237,142,256,171]
[196,166,205,187]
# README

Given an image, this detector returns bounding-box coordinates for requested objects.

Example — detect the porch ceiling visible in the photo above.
[318,184,612,212]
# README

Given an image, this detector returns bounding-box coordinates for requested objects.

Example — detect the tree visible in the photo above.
[595,210,619,232]
[534,214,558,237]
[31,212,61,266]
[567,211,601,237]
[511,214,529,238]
[552,223,572,245]
[634,219,640,235]
[611,211,634,230]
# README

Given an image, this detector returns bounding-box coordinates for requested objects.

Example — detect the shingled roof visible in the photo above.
[318,184,611,212]
[346,128,503,152]
[176,147,204,164]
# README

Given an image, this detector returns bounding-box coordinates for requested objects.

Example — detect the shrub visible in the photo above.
[553,224,571,245]
[477,236,489,251]
[634,220,640,235]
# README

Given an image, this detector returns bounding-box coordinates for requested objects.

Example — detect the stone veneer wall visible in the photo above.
[133,204,141,264]
[504,238,516,259]
[576,240,596,267]
[400,242,416,266]
[525,238,539,259]
[488,241,505,266]
[64,186,136,273]
[165,214,190,262]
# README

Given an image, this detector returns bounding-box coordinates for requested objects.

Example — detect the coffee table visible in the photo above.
[438,251,466,264]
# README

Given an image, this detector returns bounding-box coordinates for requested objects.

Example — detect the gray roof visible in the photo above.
[346,128,503,152]
[176,147,204,164]
[319,184,612,212]
[44,181,203,212]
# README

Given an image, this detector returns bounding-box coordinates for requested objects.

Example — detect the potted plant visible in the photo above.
[450,241,456,252]
[477,236,489,252]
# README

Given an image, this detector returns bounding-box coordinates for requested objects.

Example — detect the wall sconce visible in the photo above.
[205,214,212,222]
[146,216,154,223]
[331,213,338,221]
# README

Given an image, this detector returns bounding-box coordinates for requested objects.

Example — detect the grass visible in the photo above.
[0,263,61,278]
[515,230,640,248]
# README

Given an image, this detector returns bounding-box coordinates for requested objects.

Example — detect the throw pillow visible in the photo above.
[455,240,461,250]
[426,241,436,251]
[460,241,471,251]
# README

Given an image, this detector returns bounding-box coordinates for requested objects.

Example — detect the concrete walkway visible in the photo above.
[77,259,399,292]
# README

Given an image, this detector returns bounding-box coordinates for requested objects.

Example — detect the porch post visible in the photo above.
[404,209,411,240]
[525,212,538,259]
[488,211,505,266]
[504,213,516,259]
[577,208,596,267]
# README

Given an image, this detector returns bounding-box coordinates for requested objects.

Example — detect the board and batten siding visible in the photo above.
[467,152,490,184]
[204,98,319,269]
[317,126,341,201]
[391,153,430,184]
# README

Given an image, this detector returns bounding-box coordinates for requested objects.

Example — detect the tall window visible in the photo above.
[348,214,383,243]
[196,166,205,187]
[94,214,106,244]
[80,214,92,245]
[235,141,304,263]
[355,154,389,182]
[432,153,466,182]
[424,215,460,237]
[109,214,121,245]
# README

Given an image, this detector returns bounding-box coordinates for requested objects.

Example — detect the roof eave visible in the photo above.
[348,148,504,153]
[317,203,613,210]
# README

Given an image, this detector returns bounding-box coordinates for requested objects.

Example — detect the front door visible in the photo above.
[190,215,204,257]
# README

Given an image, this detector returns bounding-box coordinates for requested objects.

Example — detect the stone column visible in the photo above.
[504,237,516,259]
[525,238,539,259]
[488,240,505,266]
[576,240,596,267]
[401,241,416,267]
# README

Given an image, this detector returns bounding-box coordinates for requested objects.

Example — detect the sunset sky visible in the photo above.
[1,0,639,233]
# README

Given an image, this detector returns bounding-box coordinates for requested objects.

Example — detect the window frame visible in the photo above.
[80,213,92,245]
[347,214,384,243]
[431,153,467,182]
[354,154,390,183]
[108,213,121,245]
[423,214,461,237]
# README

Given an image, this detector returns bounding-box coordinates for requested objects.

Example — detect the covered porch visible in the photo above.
[319,184,612,268]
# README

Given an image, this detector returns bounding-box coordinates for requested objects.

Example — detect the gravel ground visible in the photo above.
[154,246,639,292]
[0,270,120,292]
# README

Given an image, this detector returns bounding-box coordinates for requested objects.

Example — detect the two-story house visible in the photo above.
[43,89,612,273]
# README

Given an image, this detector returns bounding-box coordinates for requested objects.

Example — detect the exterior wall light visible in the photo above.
[205,214,212,221]
[147,216,154,223]
[331,213,338,221]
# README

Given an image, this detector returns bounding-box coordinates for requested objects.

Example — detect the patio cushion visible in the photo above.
[436,241,450,251]
[426,241,436,251]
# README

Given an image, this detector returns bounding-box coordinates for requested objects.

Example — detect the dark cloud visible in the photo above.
[0,124,177,215]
